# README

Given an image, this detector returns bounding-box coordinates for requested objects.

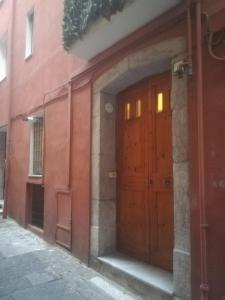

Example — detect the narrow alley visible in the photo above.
[0,218,140,300]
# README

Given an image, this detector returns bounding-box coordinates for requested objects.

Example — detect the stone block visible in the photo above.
[91,154,100,200]
[173,162,189,195]
[171,72,188,111]
[100,93,116,156]
[129,37,185,72]
[173,249,191,300]
[90,225,100,257]
[99,154,116,200]
[172,107,188,163]
[92,93,101,118]
[92,116,100,155]
[93,57,129,94]
[91,199,99,227]
[174,191,190,252]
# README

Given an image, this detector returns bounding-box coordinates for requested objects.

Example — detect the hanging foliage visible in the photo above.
[63,0,126,51]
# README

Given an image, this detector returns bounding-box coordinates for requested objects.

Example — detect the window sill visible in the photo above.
[25,53,32,61]
[29,174,42,177]
[27,175,43,185]
[0,76,7,84]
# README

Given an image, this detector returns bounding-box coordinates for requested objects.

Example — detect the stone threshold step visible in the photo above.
[97,253,174,300]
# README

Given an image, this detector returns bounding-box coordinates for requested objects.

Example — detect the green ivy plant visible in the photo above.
[63,0,126,51]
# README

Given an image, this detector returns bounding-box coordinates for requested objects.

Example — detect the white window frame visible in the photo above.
[29,114,44,177]
[0,34,7,82]
[25,9,34,59]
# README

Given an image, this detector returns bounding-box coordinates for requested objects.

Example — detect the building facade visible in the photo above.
[0,1,225,299]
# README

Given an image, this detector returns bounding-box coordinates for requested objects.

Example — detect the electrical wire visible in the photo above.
[207,31,225,61]
[203,12,225,61]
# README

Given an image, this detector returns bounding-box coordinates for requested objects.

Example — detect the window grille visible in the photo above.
[33,118,43,175]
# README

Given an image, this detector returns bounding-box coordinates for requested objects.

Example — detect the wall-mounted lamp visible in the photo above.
[173,60,193,79]
[22,116,38,123]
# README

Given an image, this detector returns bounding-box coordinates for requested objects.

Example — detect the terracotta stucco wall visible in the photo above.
[0,0,13,127]
[190,7,225,300]
[4,0,87,256]
[2,1,225,298]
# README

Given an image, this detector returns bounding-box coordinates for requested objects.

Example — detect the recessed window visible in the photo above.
[136,99,142,118]
[0,35,7,82]
[25,10,34,59]
[156,92,164,113]
[125,102,131,120]
[30,117,43,176]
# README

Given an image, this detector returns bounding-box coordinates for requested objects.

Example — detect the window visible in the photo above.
[125,102,131,120]
[25,10,34,59]
[156,92,164,113]
[136,99,142,118]
[0,35,7,82]
[30,117,43,176]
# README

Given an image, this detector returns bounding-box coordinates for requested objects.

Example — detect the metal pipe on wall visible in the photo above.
[195,0,209,299]
[67,81,72,189]
[187,0,193,66]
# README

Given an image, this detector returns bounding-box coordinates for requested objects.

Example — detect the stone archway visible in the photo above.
[91,37,190,300]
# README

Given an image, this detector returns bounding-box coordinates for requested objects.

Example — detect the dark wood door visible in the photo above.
[117,72,173,271]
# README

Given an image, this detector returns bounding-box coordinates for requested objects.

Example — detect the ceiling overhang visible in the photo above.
[68,0,182,60]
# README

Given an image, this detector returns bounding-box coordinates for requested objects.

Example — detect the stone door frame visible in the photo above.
[91,37,191,300]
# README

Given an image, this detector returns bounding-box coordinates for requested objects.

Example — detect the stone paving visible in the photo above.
[0,218,141,300]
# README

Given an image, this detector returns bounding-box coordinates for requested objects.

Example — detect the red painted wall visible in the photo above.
[1,0,88,259]
[192,39,225,300]
[190,6,225,300]
[0,0,13,127]
[1,0,225,298]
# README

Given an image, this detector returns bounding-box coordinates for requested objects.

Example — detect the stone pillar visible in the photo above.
[171,55,191,300]
[0,132,6,200]
[91,92,117,257]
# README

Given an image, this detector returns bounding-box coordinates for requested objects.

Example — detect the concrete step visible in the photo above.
[92,253,174,300]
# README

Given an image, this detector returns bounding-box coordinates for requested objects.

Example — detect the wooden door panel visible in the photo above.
[150,74,173,271]
[150,192,173,271]
[117,73,173,271]
[117,81,149,262]
[118,187,149,261]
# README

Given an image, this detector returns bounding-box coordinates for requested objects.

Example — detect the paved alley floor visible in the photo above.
[0,218,141,300]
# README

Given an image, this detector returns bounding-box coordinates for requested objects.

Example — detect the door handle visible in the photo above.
[149,178,153,185]
[163,177,172,186]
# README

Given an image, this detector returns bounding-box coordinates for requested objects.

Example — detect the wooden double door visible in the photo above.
[117,72,173,272]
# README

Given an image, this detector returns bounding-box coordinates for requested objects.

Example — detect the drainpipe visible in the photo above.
[67,81,72,189]
[3,0,16,219]
[187,0,193,68]
[195,0,209,299]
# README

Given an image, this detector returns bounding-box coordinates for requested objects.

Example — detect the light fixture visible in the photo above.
[22,116,37,123]
[173,60,192,78]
